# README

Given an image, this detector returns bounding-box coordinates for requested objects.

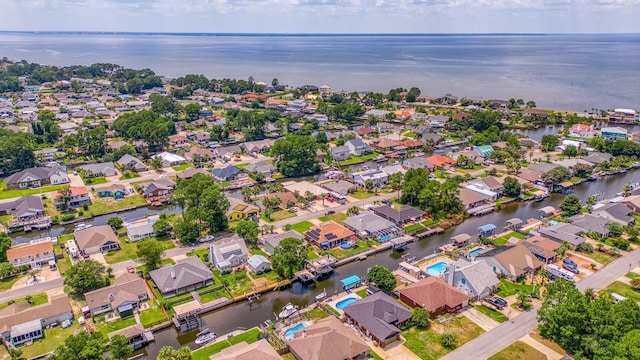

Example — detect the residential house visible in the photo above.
[125,216,158,242]
[0,196,47,226]
[582,152,613,165]
[569,124,597,138]
[591,202,634,226]
[429,115,450,128]
[153,152,187,168]
[521,236,561,263]
[459,188,491,210]
[350,169,388,187]
[601,127,628,140]
[464,184,498,201]
[377,122,399,133]
[343,213,404,241]
[213,165,245,182]
[216,145,242,160]
[226,198,259,222]
[477,243,545,280]
[84,273,149,317]
[78,162,117,177]
[175,168,213,180]
[372,138,401,152]
[169,134,189,148]
[75,225,120,255]
[243,161,276,176]
[343,292,412,348]
[260,230,304,255]
[474,145,494,158]
[247,255,271,273]
[305,221,355,249]
[469,176,504,197]
[364,109,390,120]
[380,164,407,177]
[51,186,91,210]
[149,257,213,298]
[97,183,127,199]
[210,237,249,272]
[0,295,73,346]
[108,324,153,350]
[329,146,351,161]
[345,138,373,156]
[354,127,376,137]
[241,139,275,154]
[6,240,55,269]
[139,181,174,204]
[5,166,69,189]
[570,213,611,238]
[399,277,471,316]
[443,259,499,301]
[371,205,425,226]
[426,154,456,169]
[538,222,586,248]
[184,146,215,163]
[117,154,148,172]
[210,339,282,360]
[287,316,370,360]
[403,157,435,171]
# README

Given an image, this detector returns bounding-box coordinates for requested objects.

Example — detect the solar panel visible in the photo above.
[325,233,337,240]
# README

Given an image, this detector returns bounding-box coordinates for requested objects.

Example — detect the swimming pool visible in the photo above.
[379,234,392,241]
[285,323,308,339]
[335,296,358,310]
[426,261,447,276]
[469,247,484,258]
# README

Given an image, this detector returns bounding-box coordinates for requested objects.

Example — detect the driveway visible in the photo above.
[461,306,500,331]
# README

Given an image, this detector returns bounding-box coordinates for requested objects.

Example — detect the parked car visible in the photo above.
[563,258,578,268]
[289,207,298,213]
[127,266,135,273]
[199,235,215,243]
[485,296,507,309]
[325,210,335,215]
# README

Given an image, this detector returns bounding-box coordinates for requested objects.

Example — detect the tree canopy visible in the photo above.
[270,134,320,177]
[271,237,308,278]
[112,110,175,152]
[559,194,582,216]
[136,238,164,271]
[171,173,230,233]
[503,176,521,198]
[49,331,105,360]
[367,265,397,292]
[64,259,107,294]
[235,220,260,246]
[401,168,464,219]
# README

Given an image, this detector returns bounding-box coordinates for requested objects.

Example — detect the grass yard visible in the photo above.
[213,270,254,297]
[235,163,249,170]
[488,341,546,360]
[139,304,168,328]
[326,305,340,317]
[0,292,48,311]
[321,240,370,259]
[136,258,176,275]
[600,281,640,303]
[0,276,19,291]
[119,173,141,180]
[187,247,209,262]
[495,279,540,298]
[473,304,508,323]
[261,209,296,222]
[404,223,425,234]
[403,316,485,360]
[86,193,147,217]
[106,237,175,264]
[529,330,567,356]
[199,288,231,304]
[249,246,269,257]
[0,181,67,200]
[307,250,320,260]
[356,288,368,298]
[289,220,314,234]
[172,163,193,171]
[368,351,384,360]
[83,176,107,185]
[191,328,262,360]
[421,219,437,227]
[337,153,379,166]
[626,272,640,279]
[94,316,137,336]
[305,308,329,320]
[493,231,526,246]
[19,321,83,359]
[317,212,348,224]
[350,189,374,199]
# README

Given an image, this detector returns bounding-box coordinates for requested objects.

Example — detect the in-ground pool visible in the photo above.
[469,247,484,258]
[379,234,392,241]
[426,261,448,276]
[285,323,308,339]
[335,296,358,310]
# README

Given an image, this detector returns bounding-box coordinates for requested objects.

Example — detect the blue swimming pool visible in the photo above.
[285,323,308,339]
[379,234,392,241]
[335,296,358,310]
[426,261,447,276]
[340,242,352,249]
[469,247,484,258]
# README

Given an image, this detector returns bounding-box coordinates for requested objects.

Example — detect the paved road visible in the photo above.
[0,278,64,303]
[441,247,640,360]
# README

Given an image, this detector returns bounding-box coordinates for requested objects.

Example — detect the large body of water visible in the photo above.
[1,32,639,111]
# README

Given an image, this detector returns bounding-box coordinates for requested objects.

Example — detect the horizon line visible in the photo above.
[0,31,639,36]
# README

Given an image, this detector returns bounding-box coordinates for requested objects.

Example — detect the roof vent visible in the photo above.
[171,270,176,279]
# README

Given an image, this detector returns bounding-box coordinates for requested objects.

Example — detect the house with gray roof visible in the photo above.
[261,230,304,255]
[149,257,213,298]
[320,181,357,196]
[591,202,633,226]
[570,213,611,238]
[345,138,372,156]
[538,222,586,248]
[443,259,499,300]
[243,160,276,176]
[582,152,613,164]
[209,237,249,272]
[247,255,271,273]
[0,196,46,225]
[78,162,117,177]
[343,292,412,348]
[527,162,560,174]
[402,157,434,170]
[343,213,404,241]
[329,145,351,161]
[371,205,425,225]
[212,165,245,182]
[84,273,148,316]
[477,244,544,280]
[117,154,148,172]
[5,166,69,190]
[75,225,120,255]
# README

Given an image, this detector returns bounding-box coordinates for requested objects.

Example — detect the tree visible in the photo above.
[608,222,624,237]
[106,216,123,230]
[108,335,133,360]
[0,262,17,279]
[152,218,172,237]
[174,217,200,245]
[367,265,397,292]
[157,346,192,360]
[559,194,582,216]
[183,102,201,122]
[236,220,260,246]
[503,176,521,198]
[271,78,279,86]
[526,100,536,108]
[562,145,579,158]
[172,173,229,233]
[573,163,592,178]
[541,167,571,187]
[347,206,360,216]
[8,348,22,360]
[150,157,163,170]
[0,232,11,262]
[412,308,431,329]
[64,260,107,294]
[631,278,640,290]
[271,237,308,278]
[136,238,164,271]
[49,331,106,360]
[440,333,457,350]
[541,135,559,152]
[516,291,532,310]
[270,134,320,177]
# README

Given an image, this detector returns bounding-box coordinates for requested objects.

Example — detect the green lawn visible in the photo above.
[136,258,176,274]
[187,247,209,262]
[191,328,263,360]
[421,219,437,227]
[326,305,340,317]
[488,341,546,360]
[317,212,348,224]
[172,163,193,171]
[235,163,249,170]
[307,250,320,260]
[473,304,508,323]
[119,173,141,180]
[403,316,485,360]
[212,270,254,297]
[0,293,47,311]
[0,276,19,291]
[19,320,83,359]
[199,288,231,304]
[83,176,107,185]
[139,305,167,328]
[289,221,314,234]
[94,316,137,336]
[356,289,368,298]
[0,181,68,200]
[59,233,75,242]
[494,231,525,246]
[600,281,640,303]
[404,223,425,234]
[368,351,384,360]
[106,237,176,264]
[626,272,640,279]
[321,240,370,259]
[495,279,540,298]
[305,308,329,320]
[337,153,379,166]
[581,250,616,265]
[86,193,147,217]
[350,189,374,199]
[261,209,296,222]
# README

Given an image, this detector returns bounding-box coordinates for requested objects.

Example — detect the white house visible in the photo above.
[351,169,388,187]
[125,216,158,242]
[209,237,249,272]
[345,139,373,156]
[153,152,187,168]
[247,255,271,273]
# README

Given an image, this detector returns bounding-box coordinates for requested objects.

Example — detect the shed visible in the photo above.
[505,218,524,230]
[478,224,496,236]
[538,206,557,218]
[451,233,472,246]
[341,275,361,290]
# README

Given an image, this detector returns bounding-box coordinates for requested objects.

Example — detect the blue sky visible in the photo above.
[5,0,640,33]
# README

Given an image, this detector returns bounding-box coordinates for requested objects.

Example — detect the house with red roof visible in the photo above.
[426,154,457,169]
[399,277,471,316]
[51,186,90,210]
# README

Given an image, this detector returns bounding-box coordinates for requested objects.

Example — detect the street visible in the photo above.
[0,278,64,303]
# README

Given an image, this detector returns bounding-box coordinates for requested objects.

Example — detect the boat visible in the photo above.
[195,329,217,345]
[357,254,367,261]
[373,154,386,162]
[74,223,92,232]
[315,289,327,301]
[278,303,299,319]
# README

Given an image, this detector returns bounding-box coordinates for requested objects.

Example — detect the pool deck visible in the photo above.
[281,320,315,341]
[416,255,454,273]
[326,293,362,315]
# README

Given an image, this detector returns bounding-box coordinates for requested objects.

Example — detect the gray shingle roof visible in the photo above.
[343,292,412,342]
[149,257,212,294]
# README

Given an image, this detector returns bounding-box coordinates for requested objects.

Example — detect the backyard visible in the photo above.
[105,237,176,264]
[320,240,370,259]
[212,269,254,298]
[0,293,48,311]
[288,220,314,234]
[337,153,379,166]
[191,328,263,360]
[139,304,168,328]
[402,316,485,360]
[19,320,84,359]
[0,181,67,200]
[495,278,541,298]
[82,176,108,185]
[86,193,147,217]
[487,341,546,360]
[493,231,525,246]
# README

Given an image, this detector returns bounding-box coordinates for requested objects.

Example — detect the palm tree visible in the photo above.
[320,193,328,206]
[623,184,632,197]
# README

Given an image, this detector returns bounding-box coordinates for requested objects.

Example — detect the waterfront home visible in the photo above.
[425,154,456,169]
[477,243,544,281]
[75,225,120,255]
[247,255,271,273]
[5,165,69,189]
[343,292,412,348]
[399,277,471,316]
[570,213,611,238]
[139,181,174,204]
[97,183,127,199]
[287,316,369,360]
[468,176,504,197]
[209,237,249,272]
[591,202,633,226]
[601,126,628,140]
[343,213,404,241]
[84,273,149,317]
[305,221,355,249]
[372,138,401,152]
[260,230,304,255]
[464,183,498,201]
[153,152,187,168]
[226,197,259,222]
[538,222,586,248]
[108,324,153,351]
[620,195,640,214]
[210,339,282,360]
[329,145,351,161]
[149,257,213,298]
[582,152,613,164]
[474,145,494,158]
[78,162,117,177]
[6,240,55,269]
[0,196,47,226]
[51,186,91,210]
[350,169,388,187]
[521,235,561,263]
[0,294,73,346]
[403,157,435,171]
[371,205,425,226]
[283,181,327,198]
[380,164,407,177]
[243,160,277,176]
[345,138,373,156]
[320,181,357,196]
[125,216,158,242]
[443,259,499,301]
[429,115,450,128]
[213,165,245,182]
[117,154,148,172]
[459,188,491,210]
[569,124,597,138]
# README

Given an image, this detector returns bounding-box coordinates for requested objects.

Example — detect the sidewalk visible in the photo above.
[519,334,564,360]
[461,306,500,331]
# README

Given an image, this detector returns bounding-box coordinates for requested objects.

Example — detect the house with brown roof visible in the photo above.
[305,221,355,249]
[426,154,457,169]
[521,235,561,263]
[184,146,216,162]
[287,316,370,360]
[84,273,149,317]
[168,134,188,148]
[210,339,282,360]
[372,138,400,152]
[354,127,376,137]
[74,225,120,255]
[459,188,491,210]
[477,243,544,280]
[6,240,55,269]
[399,277,471,316]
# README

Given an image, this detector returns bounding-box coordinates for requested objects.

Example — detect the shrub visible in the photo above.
[631,278,640,290]
[440,333,457,350]
[577,242,594,253]
[61,213,76,222]
[82,204,89,211]
[612,238,630,250]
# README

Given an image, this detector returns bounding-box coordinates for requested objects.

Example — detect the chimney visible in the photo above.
[171,270,176,279]
[301,331,307,338]
[108,293,114,302]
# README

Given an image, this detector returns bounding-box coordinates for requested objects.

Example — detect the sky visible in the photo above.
[4,0,640,33]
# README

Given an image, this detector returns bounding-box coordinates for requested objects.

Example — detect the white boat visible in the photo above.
[315,289,327,301]
[195,329,217,345]
[278,303,299,319]
[74,223,92,232]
